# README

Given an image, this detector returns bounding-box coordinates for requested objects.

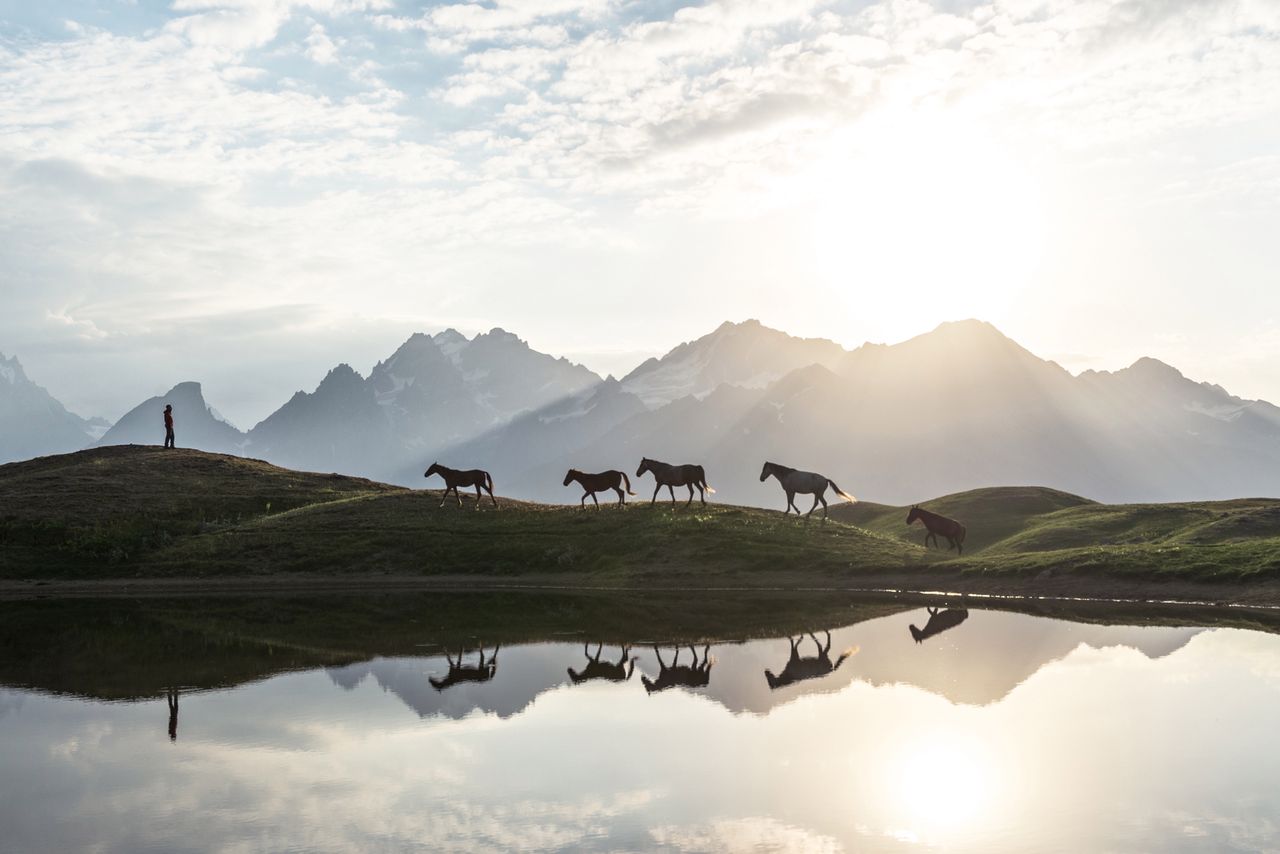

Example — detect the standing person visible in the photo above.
[163,404,175,449]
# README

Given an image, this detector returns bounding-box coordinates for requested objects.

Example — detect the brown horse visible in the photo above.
[906,505,966,554]
[759,461,856,519]
[425,462,498,508]
[909,607,969,643]
[563,469,635,508]
[636,458,715,506]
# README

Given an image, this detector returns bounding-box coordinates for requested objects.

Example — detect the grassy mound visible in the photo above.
[0,446,917,581]
[4,447,1280,591]
[830,485,1094,553]
[0,446,397,574]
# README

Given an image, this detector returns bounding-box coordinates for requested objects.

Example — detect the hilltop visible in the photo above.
[2,446,1280,604]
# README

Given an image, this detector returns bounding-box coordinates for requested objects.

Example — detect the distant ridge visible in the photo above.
[8,318,1280,503]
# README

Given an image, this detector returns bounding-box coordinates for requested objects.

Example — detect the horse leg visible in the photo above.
[698,484,706,506]
[487,484,498,508]
[652,484,660,505]
[455,486,464,508]
[592,492,601,510]
[581,492,589,509]
[615,487,625,507]
[806,494,820,517]
[784,491,796,514]
[438,489,447,508]
[473,483,483,509]
[686,484,694,506]
[668,484,676,505]
[819,493,829,519]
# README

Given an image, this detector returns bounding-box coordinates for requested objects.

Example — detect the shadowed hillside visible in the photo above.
[4,447,1280,600]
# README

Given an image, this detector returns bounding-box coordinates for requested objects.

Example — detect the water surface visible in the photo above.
[1,594,1277,852]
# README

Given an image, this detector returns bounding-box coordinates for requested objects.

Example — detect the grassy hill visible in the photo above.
[3,446,1280,598]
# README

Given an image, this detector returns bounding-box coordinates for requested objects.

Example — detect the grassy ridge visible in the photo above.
[3,446,1280,590]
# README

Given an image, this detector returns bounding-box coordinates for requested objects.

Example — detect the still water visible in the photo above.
[0,593,1278,852]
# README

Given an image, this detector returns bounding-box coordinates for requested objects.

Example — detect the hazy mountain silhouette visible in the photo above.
[0,352,108,464]
[15,319,1280,502]
[97,381,245,455]
[619,319,846,407]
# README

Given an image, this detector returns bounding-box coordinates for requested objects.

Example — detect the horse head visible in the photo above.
[636,458,650,478]
[562,469,578,487]
[759,462,775,482]
[906,505,920,525]
[424,462,440,479]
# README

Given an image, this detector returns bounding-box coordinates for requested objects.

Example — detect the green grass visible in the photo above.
[4,446,1280,590]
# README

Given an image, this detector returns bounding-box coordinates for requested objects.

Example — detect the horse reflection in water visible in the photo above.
[909,607,970,643]
[567,643,636,684]
[166,687,179,742]
[764,631,857,690]
[641,645,713,694]
[429,644,500,691]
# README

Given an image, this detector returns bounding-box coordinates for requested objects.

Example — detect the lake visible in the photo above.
[0,592,1277,852]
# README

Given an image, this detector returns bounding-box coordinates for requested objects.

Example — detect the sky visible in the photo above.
[1,0,1278,427]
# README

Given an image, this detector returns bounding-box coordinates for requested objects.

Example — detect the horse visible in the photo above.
[567,643,636,684]
[906,505,966,554]
[635,458,715,506]
[563,469,635,508]
[429,644,499,691]
[641,644,713,694]
[908,607,969,644]
[424,462,498,509]
[764,631,858,690]
[759,461,857,519]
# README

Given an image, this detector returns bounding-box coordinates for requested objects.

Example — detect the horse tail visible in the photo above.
[956,523,966,544]
[827,479,857,503]
[697,465,716,494]
[485,471,495,492]
[621,472,636,495]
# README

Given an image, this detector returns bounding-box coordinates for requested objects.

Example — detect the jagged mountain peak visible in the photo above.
[620,319,847,409]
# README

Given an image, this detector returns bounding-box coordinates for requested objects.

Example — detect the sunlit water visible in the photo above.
[2,603,1278,852]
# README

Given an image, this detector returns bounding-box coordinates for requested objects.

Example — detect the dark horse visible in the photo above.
[563,469,635,508]
[636,458,715,506]
[909,607,969,643]
[429,644,499,691]
[906,505,966,554]
[641,644,713,694]
[424,462,498,509]
[567,643,637,684]
[764,631,857,690]
[759,461,856,519]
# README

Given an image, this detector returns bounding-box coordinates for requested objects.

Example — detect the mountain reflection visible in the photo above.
[567,643,636,684]
[909,607,970,644]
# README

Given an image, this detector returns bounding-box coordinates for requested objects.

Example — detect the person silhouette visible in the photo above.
[163,404,175,449]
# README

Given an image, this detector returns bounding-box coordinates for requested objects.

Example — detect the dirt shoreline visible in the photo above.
[5,571,1280,612]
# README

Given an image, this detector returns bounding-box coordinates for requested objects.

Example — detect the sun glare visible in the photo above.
[887,734,1000,839]
[805,111,1046,337]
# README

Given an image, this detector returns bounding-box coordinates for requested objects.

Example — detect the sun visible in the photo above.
[804,109,1046,338]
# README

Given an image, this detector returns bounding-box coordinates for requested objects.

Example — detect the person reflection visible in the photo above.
[567,643,636,684]
[429,644,500,691]
[764,631,856,690]
[641,644,713,694]
[908,607,970,644]
[166,687,179,742]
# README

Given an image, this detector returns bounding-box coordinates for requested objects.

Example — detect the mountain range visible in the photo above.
[5,320,1280,504]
